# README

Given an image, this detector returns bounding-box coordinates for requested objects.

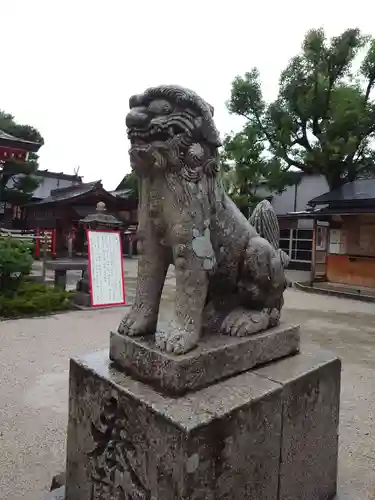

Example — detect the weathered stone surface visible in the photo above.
[64,347,340,500]
[50,471,65,491]
[42,486,65,500]
[73,290,91,307]
[255,348,341,500]
[109,322,300,395]
[65,349,283,500]
[117,85,289,356]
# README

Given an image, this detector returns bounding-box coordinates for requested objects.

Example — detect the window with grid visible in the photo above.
[279,229,291,256]
[291,229,313,262]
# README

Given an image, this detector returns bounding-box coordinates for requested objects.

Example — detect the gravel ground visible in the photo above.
[1,263,375,499]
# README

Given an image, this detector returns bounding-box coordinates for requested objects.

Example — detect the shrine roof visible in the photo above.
[286,206,375,219]
[110,188,136,199]
[0,129,42,152]
[309,179,375,206]
[28,181,112,205]
[0,130,19,141]
[36,169,83,182]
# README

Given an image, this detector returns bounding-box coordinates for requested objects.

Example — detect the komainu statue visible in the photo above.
[118,85,287,354]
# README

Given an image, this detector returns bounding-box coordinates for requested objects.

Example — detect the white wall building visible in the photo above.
[269,174,329,270]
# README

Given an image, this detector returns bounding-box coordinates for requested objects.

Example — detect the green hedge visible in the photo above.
[0,280,74,318]
[0,238,34,293]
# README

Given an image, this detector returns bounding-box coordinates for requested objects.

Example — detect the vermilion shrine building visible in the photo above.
[24,180,138,255]
[0,129,41,162]
[0,129,42,224]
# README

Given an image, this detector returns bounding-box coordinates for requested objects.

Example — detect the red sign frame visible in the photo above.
[86,229,126,308]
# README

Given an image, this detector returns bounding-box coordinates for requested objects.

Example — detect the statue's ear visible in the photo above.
[193,116,221,147]
[200,116,222,147]
[129,94,145,108]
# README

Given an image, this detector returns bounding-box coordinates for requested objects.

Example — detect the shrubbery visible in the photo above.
[0,238,74,318]
[0,238,34,293]
[0,280,73,318]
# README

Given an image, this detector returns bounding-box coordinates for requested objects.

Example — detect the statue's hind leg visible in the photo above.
[218,236,286,337]
[203,298,281,337]
[220,307,274,337]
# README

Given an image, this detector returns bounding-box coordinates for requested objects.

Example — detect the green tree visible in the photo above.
[115,171,138,195]
[228,28,375,190]
[0,111,44,206]
[220,124,299,217]
[0,238,34,293]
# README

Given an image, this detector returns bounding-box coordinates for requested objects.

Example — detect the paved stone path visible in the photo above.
[1,262,374,499]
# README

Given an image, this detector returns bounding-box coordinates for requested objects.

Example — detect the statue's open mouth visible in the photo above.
[127,124,186,145]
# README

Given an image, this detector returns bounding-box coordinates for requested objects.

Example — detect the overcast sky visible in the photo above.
[2,1,374,190]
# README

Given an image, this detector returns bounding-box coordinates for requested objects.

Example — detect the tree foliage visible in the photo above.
[0,111,44,205]
[116,171,138,195]
[220,125,299,217]
[228,28,375,190]
[0,238,34,293]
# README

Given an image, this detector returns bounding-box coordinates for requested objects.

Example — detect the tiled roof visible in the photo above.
[29,181,104,205]
[36,169,83,181]
[0,130,18,141]
[110,188,136,199]
[0,129,42,152]
[309,179,375,206]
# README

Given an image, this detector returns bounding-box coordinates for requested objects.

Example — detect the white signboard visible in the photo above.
[329,229,344,255]
[87,230,126,307]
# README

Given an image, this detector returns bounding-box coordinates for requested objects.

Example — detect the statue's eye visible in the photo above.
[148,99,172,115]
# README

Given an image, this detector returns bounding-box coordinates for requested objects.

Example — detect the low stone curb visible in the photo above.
[0,303,131,322]
[73,303,131,312]
[0,305,79,322]
[286,277,294,288]
[295,281,375,303]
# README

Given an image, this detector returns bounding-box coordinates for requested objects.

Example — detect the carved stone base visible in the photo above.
[65,348,340,500]
[109,322,300,395]
[50,472,66,491]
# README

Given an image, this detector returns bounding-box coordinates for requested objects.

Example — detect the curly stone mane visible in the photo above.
[126,85,225,204]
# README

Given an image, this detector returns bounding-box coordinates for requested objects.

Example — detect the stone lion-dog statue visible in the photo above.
[118,85,288,354]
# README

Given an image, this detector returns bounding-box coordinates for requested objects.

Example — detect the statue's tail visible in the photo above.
[249,199,290,268]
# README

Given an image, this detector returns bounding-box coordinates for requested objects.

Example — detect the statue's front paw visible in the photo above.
[118,309,157,337]
[268,307,281,327]
[155,328,199,355]
[221,309,270,337]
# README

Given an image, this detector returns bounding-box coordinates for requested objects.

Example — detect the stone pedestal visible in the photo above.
[110,322,301,395]
[42,487,65,500]
[64,332,341,500]
[255,348,341,500]
[73,290,91,307]
[73,269,91,307]
[54,269,67,290]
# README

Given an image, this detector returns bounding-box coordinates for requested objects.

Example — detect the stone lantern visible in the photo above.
[80,201,123,231]
[74,202,123,307]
